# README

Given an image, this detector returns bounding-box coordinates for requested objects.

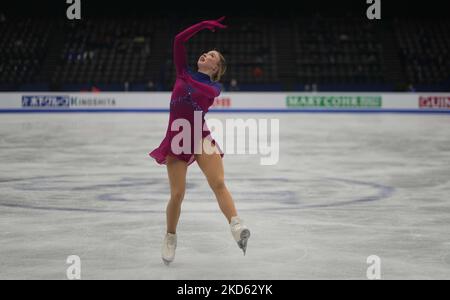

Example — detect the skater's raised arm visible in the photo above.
[173,17,227,76]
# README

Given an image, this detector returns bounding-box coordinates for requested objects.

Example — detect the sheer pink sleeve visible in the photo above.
[173,22,206,76]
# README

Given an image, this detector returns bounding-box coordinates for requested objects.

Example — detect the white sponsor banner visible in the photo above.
[212,92,285,109]
[0,92,170,109]
[0,92,450,111]
[371,93,415,109]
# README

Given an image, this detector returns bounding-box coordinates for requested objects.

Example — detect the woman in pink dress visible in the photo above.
[149,17,251,265]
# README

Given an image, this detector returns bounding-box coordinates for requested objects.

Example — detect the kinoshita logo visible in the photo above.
[22,95,116,108]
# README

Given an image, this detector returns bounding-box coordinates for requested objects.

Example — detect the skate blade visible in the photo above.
[237,229,250,256]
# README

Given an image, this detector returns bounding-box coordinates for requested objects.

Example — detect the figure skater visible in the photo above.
[149,17,251,265]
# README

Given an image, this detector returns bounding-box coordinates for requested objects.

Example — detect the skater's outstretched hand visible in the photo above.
[173,17,227,75]
[202,16,227,32]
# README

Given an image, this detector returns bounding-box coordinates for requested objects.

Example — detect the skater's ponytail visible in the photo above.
[212,50,226,82]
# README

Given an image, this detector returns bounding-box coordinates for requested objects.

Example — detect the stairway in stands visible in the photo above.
[36,20,65,90]
[381,21,406,90]
[273,18,297,91]
[145,19,170,90]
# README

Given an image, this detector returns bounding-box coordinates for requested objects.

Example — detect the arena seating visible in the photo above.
[292,17,385,85]
[0,17,51,90]
[164,17,279,90]
[394,18,450,90]
[53,18,157,88]
[0,15,449,92]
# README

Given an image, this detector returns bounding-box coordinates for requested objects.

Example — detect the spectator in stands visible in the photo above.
[255,55,263,64]
[407,83,416,92]
[0,13,6,23]
[252,66,263,78]
[14,39,23,47]
[143,43,151,56]
[339,33,349,41]
[81,86,101,92]
[228,78,240,91]
[146,80,157,91]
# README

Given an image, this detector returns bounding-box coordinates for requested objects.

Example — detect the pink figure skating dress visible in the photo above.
[149,21,224,166]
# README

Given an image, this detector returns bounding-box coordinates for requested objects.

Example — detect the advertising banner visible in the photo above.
[0,92,449,112]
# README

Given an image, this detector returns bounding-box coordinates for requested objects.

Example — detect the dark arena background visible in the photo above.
[0,0,449,285]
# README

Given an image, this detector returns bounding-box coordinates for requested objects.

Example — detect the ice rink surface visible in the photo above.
[0,112,449,279]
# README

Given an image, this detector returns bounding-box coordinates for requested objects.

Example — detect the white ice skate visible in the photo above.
[230,216,251,255]
[161,232,177,265]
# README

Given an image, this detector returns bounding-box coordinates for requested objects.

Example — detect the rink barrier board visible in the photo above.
[1,109,450,114]
[0,92,449,112]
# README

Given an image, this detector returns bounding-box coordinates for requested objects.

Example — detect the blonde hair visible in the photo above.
[212,50,226,82]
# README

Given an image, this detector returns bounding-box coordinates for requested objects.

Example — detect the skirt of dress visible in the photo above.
[149,130,224,166]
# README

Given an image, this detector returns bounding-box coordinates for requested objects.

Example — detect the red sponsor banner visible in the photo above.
[419,96,450,109]
[212,97,232,108]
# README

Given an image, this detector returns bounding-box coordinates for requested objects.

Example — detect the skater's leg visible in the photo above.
[195,139,237,223]
[195,139,250,255]
[165,155,188,234]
